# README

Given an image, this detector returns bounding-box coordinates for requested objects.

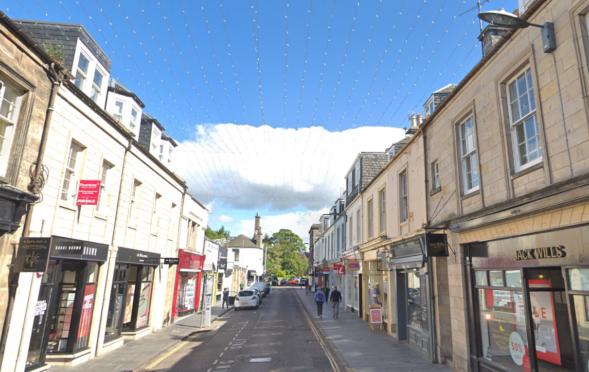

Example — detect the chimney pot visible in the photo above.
[416,114,422,126]
[410,115,416,128]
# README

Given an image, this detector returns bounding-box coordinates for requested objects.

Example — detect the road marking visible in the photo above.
[214,360,218,364]
[219,352,224,357]
[224,347,228,351]
[250,357,272,363]
[142,331,200,370]
[294,292,341,372]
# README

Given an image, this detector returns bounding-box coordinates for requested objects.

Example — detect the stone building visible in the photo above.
[226,214,265,288]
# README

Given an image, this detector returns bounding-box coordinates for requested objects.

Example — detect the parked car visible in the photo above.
[299,278,309,286]
[234,290,259,310]
[249,287,263,305]
[251,282,267,298]
[280,279,289,286]
[289,278,298,285]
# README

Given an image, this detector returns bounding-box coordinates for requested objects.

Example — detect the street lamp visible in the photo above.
[478,8,573,179]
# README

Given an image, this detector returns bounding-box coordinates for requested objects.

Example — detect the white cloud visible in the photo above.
[218,215,234,222]
[175,124,406,211]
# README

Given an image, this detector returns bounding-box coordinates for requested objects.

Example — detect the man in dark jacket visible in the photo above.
[222,288,230,309]
[330,286,342,319]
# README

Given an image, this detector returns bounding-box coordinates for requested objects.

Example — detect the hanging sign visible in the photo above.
[76,180,101,205]
[14,237,51,273]
[334,264,345,275]
[164,258,179,266]
[322,267,330,274]
[346,260,360,271]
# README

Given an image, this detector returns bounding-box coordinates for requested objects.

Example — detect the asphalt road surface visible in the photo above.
[144,287,339,372]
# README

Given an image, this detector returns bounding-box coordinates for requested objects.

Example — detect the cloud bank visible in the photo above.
[175,124,406,211]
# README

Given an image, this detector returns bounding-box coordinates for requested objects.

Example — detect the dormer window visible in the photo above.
[159,144,164,162]
[424,99,435,118]
[130,109,138,131]
[387,147,395,161]
[90,70,103,103]
[113,101,124,122]
[74,53,90,90]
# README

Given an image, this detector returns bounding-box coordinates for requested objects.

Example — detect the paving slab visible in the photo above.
[295,289,450,372]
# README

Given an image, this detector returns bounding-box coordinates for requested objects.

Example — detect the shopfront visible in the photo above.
[25,237,108,371]
[104,247,159,339]
[465,224,589,372]
[344,258,361,314]
[364,260,389,331]
[172,249,204,319]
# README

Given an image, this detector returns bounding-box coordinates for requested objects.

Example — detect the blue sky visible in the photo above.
[4,0,518,241]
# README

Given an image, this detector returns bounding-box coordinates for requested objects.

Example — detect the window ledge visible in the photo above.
[94,214,108,221]
[430,186,442,196]
[400,221,409,227]
[59,203,77,212]
[511,162,543,180]
[460,189,480,201]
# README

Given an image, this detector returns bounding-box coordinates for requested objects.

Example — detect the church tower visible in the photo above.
[254,213,263,248]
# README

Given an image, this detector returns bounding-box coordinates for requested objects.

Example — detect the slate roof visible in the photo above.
[108,78,145,108]
[141,112,166,131]
[360,153,388,192]
[226,234,261,249]
[433,84,457,94]
[161,132,178,147]
[13,20,111,72]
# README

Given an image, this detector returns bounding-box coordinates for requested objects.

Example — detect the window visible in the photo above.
[379,189,386,232]
[349,216,353,247]
[347,175,352,195]
[153,193,162,231]
[336,227,340,254]
[130,108,138,131]
[387,147,395,161]
[74,53,90,89]
[432,162,440,190]
[424,99,434,118]
[0,81,21,176]
[507,68,541,171]
[159,145,164,162]
[114,101,124,122]
[367,200,373,238]
[96,161,112,212]
[400,171,408,222]
[129,180,141,221]
[61,144,82,202]
[459,117,479,194]
[90,70,103,103]
[168,147,172,166]
[356,209,360,244]
[354,162,360,186]
[233,249,240,261]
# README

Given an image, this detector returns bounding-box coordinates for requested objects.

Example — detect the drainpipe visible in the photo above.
[0,63,62,367]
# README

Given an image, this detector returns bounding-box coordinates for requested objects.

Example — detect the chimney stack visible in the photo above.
[416,114,422,126]
[410,115,416,128]
[406,115,418,135]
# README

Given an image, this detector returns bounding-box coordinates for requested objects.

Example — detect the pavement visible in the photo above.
[296,288,450,372]
[48,302,233,372]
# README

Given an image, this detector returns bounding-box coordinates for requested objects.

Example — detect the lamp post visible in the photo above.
[478,9,573,179]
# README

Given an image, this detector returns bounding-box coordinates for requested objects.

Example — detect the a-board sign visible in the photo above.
[370,308,383,324]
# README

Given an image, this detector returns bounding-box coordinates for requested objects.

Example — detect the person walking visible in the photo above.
[222,287,230,309]
[304,280,309,295]
[325,286,330,304]
[239,282,244,291]
[314,289,325,318]
[330,286,342,319]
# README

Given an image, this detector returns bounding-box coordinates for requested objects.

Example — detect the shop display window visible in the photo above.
[105,265,129,340]
[122,265,154,332]
[177,275,197,312]
[407,272,425,329]
[136,267,153,329]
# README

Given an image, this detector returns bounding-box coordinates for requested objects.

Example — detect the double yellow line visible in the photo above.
[293,292,341,372]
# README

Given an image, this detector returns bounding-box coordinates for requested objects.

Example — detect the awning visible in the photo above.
[387,255,425,270]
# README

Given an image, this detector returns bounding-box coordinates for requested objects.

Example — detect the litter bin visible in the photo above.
[228,291,237,306]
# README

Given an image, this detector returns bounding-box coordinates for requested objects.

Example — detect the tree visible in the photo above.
[205,225,231,240]
[264,229,308,277]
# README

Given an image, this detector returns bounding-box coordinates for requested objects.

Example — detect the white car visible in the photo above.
[234,289,260,310]
[251,282,267,298]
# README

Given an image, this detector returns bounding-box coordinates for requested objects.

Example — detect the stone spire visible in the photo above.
[254,213,263,248]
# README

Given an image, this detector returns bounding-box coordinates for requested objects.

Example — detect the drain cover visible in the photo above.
[250,358,272,363]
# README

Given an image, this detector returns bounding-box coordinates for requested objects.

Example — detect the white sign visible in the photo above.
[509,332,525,366]
[34,301,47,316]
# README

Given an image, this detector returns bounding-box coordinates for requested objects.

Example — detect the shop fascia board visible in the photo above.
[359,230,428,254]
[450,176,589,232]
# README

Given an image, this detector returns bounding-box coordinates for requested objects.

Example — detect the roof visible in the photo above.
[141,112,166,131]
[108,78,145,108]
[433,84,457,94]
[161,132,178,147]
[226,234,261,249]
[13,19,111,72]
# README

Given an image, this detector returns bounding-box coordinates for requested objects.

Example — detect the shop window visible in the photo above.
[122,266,154,331]
[122,266,137,331]
[568,268,589,291]
[506,270,522,288]
[407,272,425,330]
[136,267,154,329]
[475,270,488,286]
[105,265,128,340]
[489,270,504,287]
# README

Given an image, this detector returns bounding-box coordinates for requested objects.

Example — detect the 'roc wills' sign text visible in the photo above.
[515,245,565,261]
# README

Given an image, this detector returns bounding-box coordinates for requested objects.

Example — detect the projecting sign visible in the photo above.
[164,258,180,266]
[14,237,51,273]
[76,180,101,205]
[322,267,330,274]
[334,264,345,275]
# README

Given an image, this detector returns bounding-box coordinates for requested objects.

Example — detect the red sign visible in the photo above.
[178,249,205,271]
[370,308,382,324]
[322,267,330,274]
[334,264,345,275]
[78,284,95,338]
[76,180,101,205]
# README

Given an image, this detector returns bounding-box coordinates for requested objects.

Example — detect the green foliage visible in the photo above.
[205,225,231,240]
[264,229,308,277]
[43,40,65,65]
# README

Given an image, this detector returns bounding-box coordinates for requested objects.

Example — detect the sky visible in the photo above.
[4,0,518,242]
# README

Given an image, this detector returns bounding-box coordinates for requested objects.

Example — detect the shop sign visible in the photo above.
[164,258,179,266]
[218,246,228,271]
[322,267,330,274]
[514,246,565,261]
[15,237,51,273]
[178,249,205,271]
[51,236,109,262]
[346,260,360,271]
[369,307,382,324]
[425,233,448,257]
[334,264,345,275]
[75,180,101,205]
[117,247,160,266]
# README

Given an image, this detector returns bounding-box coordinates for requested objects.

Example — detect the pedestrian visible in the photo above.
[222,287,229,309]
[300,279,304,289]
[304,280,309,295]
[325,286,330,304]
[330,286,342,319]
[239,282,244,291]
[314,288,325,318]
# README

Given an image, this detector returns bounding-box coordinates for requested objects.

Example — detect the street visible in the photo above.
[143,287,340,372]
